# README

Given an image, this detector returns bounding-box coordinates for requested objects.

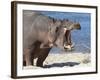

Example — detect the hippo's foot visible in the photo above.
[23,60,33,66]
[36,62,43,67]
[36,64,43,67]
[25,62,33,66]
[23,61,26,66]
[24,58,33,66]
[36,61,43,67]
[36,58,44,67]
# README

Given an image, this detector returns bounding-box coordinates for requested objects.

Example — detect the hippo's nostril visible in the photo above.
[75,23,81,30]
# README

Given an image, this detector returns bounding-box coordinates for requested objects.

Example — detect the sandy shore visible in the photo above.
[24,52,91,69]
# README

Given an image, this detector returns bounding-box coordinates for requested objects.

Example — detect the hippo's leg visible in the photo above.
[23,48,33,66]
[36,51,49,67]
[36,48,51,67]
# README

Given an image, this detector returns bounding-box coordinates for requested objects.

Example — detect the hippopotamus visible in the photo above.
[23,11,81,67]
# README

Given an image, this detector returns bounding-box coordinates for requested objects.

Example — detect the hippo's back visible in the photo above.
[23,11,53,49]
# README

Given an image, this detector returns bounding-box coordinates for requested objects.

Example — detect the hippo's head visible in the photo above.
[40,19,62,48]
[54,19,81,50]
[40,18,81,51]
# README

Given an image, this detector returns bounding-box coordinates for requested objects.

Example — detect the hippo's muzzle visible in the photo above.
[74,23,81,30]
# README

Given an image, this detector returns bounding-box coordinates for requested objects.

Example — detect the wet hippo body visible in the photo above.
[23,11,81,67]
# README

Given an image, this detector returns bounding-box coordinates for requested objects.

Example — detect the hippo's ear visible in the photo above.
[54,19,62,26]
[52,18,56,23]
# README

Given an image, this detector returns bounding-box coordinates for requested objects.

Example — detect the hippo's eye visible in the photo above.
[55,27,59,33]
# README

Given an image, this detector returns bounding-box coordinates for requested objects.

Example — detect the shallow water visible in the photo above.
[40,11,91,53]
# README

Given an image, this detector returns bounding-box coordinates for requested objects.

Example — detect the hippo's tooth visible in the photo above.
[64,44,72,49]
[64,43,74,49]
[64,28,67,33]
